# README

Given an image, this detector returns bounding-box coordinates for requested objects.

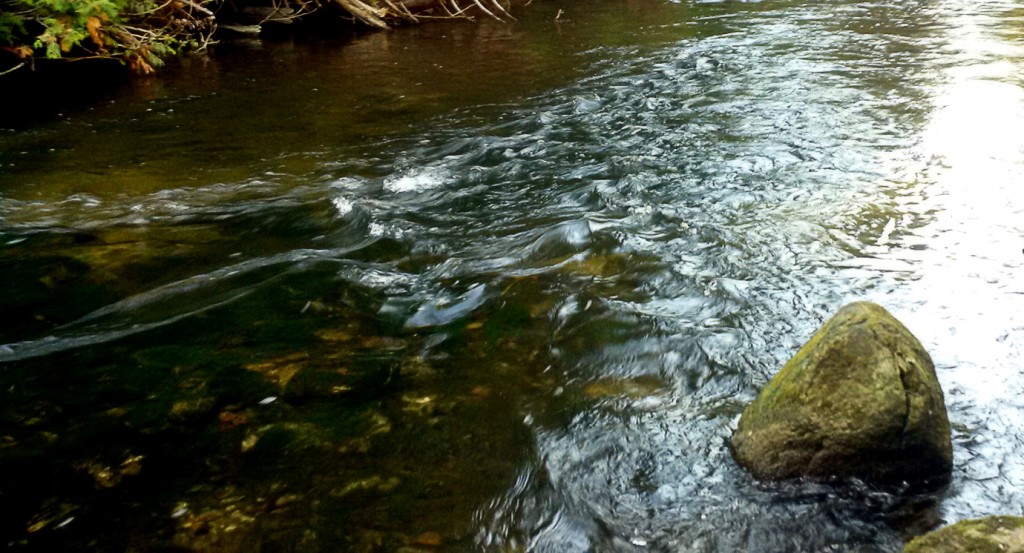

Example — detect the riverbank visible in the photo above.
[0,0,531,129]
[0,0,518,78]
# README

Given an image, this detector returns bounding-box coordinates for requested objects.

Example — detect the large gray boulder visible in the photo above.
[904,516,1024,552]
[730,301,952,485]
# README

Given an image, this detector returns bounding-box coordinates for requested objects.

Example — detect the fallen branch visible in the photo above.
[468,0,501,21]
[396,0,438,9]
[487,0,514,20]
[0,62,26,76]
[333,0,389,28]
[382,0,418,23]
[330,0,513,28]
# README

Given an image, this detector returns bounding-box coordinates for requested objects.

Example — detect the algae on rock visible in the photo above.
[730,302,952,485]
[904,515,1024,553]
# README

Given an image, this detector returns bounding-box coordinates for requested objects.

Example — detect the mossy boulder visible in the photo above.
[904,516,1024,552]
[730,301,952,484]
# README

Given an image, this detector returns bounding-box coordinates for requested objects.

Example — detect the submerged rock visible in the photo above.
[244,353,307,390]
[730,302,952,485]
[583,374,664,400]
[904,516,1024,552]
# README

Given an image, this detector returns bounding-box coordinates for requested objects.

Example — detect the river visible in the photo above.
[1,0,1023,550]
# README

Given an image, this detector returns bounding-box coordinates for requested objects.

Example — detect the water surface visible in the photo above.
[2,0,1023,551]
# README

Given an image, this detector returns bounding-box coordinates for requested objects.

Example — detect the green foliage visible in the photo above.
[28,0,118,58]
[0,0,214,73]
[0,10,27,44]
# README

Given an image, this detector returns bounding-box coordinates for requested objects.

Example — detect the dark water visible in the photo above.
[2,0,1024,550]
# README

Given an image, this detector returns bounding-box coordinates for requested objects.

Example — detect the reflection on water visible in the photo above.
[2,0,1024,551]
[870,1,1024,524]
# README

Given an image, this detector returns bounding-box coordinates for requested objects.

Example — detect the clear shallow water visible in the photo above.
[1,0,1023,551]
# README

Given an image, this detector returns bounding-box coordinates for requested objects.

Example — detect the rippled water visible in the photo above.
[2,0,1023,551]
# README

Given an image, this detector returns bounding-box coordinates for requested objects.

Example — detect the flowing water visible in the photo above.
[2,0,1024,550]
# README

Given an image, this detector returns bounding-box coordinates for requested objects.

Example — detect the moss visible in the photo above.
[904,516,1024,553]
[730,302,952,484]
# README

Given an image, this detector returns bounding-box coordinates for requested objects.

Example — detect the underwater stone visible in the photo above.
[904,516,1024,552]
[730,302,952,485]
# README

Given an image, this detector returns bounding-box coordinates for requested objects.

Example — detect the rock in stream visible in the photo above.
[904,515,1024,552]
[730,302,952,485]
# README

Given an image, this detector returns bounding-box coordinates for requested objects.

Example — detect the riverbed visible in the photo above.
[1,0,1023,550]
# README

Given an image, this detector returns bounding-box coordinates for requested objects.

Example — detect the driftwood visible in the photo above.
[215,0,515,37]
[334,0,390,28]
[326,0,514,28]
[398,0,440,10]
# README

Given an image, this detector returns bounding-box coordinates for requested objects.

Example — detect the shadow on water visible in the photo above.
[2,0,1024,551]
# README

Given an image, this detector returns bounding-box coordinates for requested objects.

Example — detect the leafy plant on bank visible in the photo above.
[0,0,518,75]
[0,0,216,74]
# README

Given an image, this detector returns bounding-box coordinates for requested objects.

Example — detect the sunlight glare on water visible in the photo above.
[871,1,1024,522]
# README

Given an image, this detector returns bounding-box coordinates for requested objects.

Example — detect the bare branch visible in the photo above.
[0,62,26,77]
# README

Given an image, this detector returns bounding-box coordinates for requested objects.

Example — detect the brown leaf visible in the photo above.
[128,55,155,75]
[86,16,104,49]
[414,531,443,547]
[218,410,250,431]
[2,45,34,60]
